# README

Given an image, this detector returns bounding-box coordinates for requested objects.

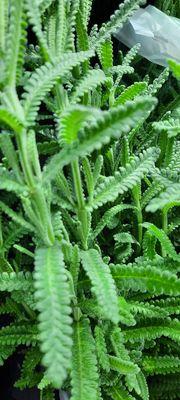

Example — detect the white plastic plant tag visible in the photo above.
[114,5,180,67]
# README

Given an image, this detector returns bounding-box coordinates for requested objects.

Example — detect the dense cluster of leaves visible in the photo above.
[0,0,180,399]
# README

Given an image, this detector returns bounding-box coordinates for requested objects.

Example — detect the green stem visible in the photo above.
[71,159,88,249]
[22,301,36,320]
[31,188,55,246]
[5,87,25,122]
[162,208,168,257]
[162,209,168,233]
[109,88,115,107]
[72,159,85,209]
[132,185,143,249]
[55,84,69,112]
[136,200,143,246]
[17,131,55,246]
[16,131,35,188]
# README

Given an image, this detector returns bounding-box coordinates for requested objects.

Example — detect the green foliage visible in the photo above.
[108,385,136,400]
[95,325,110,372]
[111,263,180,296]
[168,59,180,79]
[109,355,139,375]
[0,272,33,292]
[15,347,41,389]
[142,223,180,261]
[123,320,180,343]
[5,0,26,87]
[70,69,109,104]
[43,97,157,183]
[71,318,99,400]
[142,355,180,375]
[81,249,119,324]
[146,183,180,212]
[0,0,180,398]
[0,324,38,346]
[90,204,134,242]
[23,50,94,126]
[92,147,159,209]
[91,0,146,47]
[114,82,147,106]
[0,345,16,366]
[34,245,72,388]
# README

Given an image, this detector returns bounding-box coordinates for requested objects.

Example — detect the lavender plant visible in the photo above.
[0,1,179,399]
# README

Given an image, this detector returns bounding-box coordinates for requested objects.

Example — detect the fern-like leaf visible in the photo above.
[5,0,25,87]
[142,223,180,261]
[58,105,101,144]
[90,204,134,242]
[146,183,180,212]
[0,201,33,231]
[108,385,136,400]
[25,0,49,60]
[0,108,23,133]
[80,0,93,27]
[109,355,139,374]
[0,323,38,346]
[15,347,41,389]
[81,249,119,324]
[34,245,72,388]
[94,325,110,372]
[129,300,168,319]
[123,319,180,343]
[71,318,99,400]
[92,0,145,47]
[43,97,157,183]
[0,345,16,366]
[148,68,169,96]
[153,118,180,138]
[0,271,33,292]
[111,263,180,296]
[70,69,109,104]
[92,147,159,209]
[114,82,147,106]
[136,371,149,400]
[56,0,67,56]
[142,355,180,375]
[98,39,113,70]
[22,50,94,125]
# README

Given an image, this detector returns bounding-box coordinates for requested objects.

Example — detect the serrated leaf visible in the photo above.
[81,249,119,324]
[22,50,94,125]
[92,147,159,209]
[142,223,180,261]
[71,318,99,400]
[111,263,180,296]
[34,245,72,388]
[43,97,157,183]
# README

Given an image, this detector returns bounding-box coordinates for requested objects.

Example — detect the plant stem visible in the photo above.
[162,208,168,257]
[109,88,115,107]
[162,209,168,233]
[71,159,88,249]
[17,131,55,245]
[16,131,35,188]
[136,199,143,246]
[132,185,143,249]
[72,159,85,209]
[22,301,36,320]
